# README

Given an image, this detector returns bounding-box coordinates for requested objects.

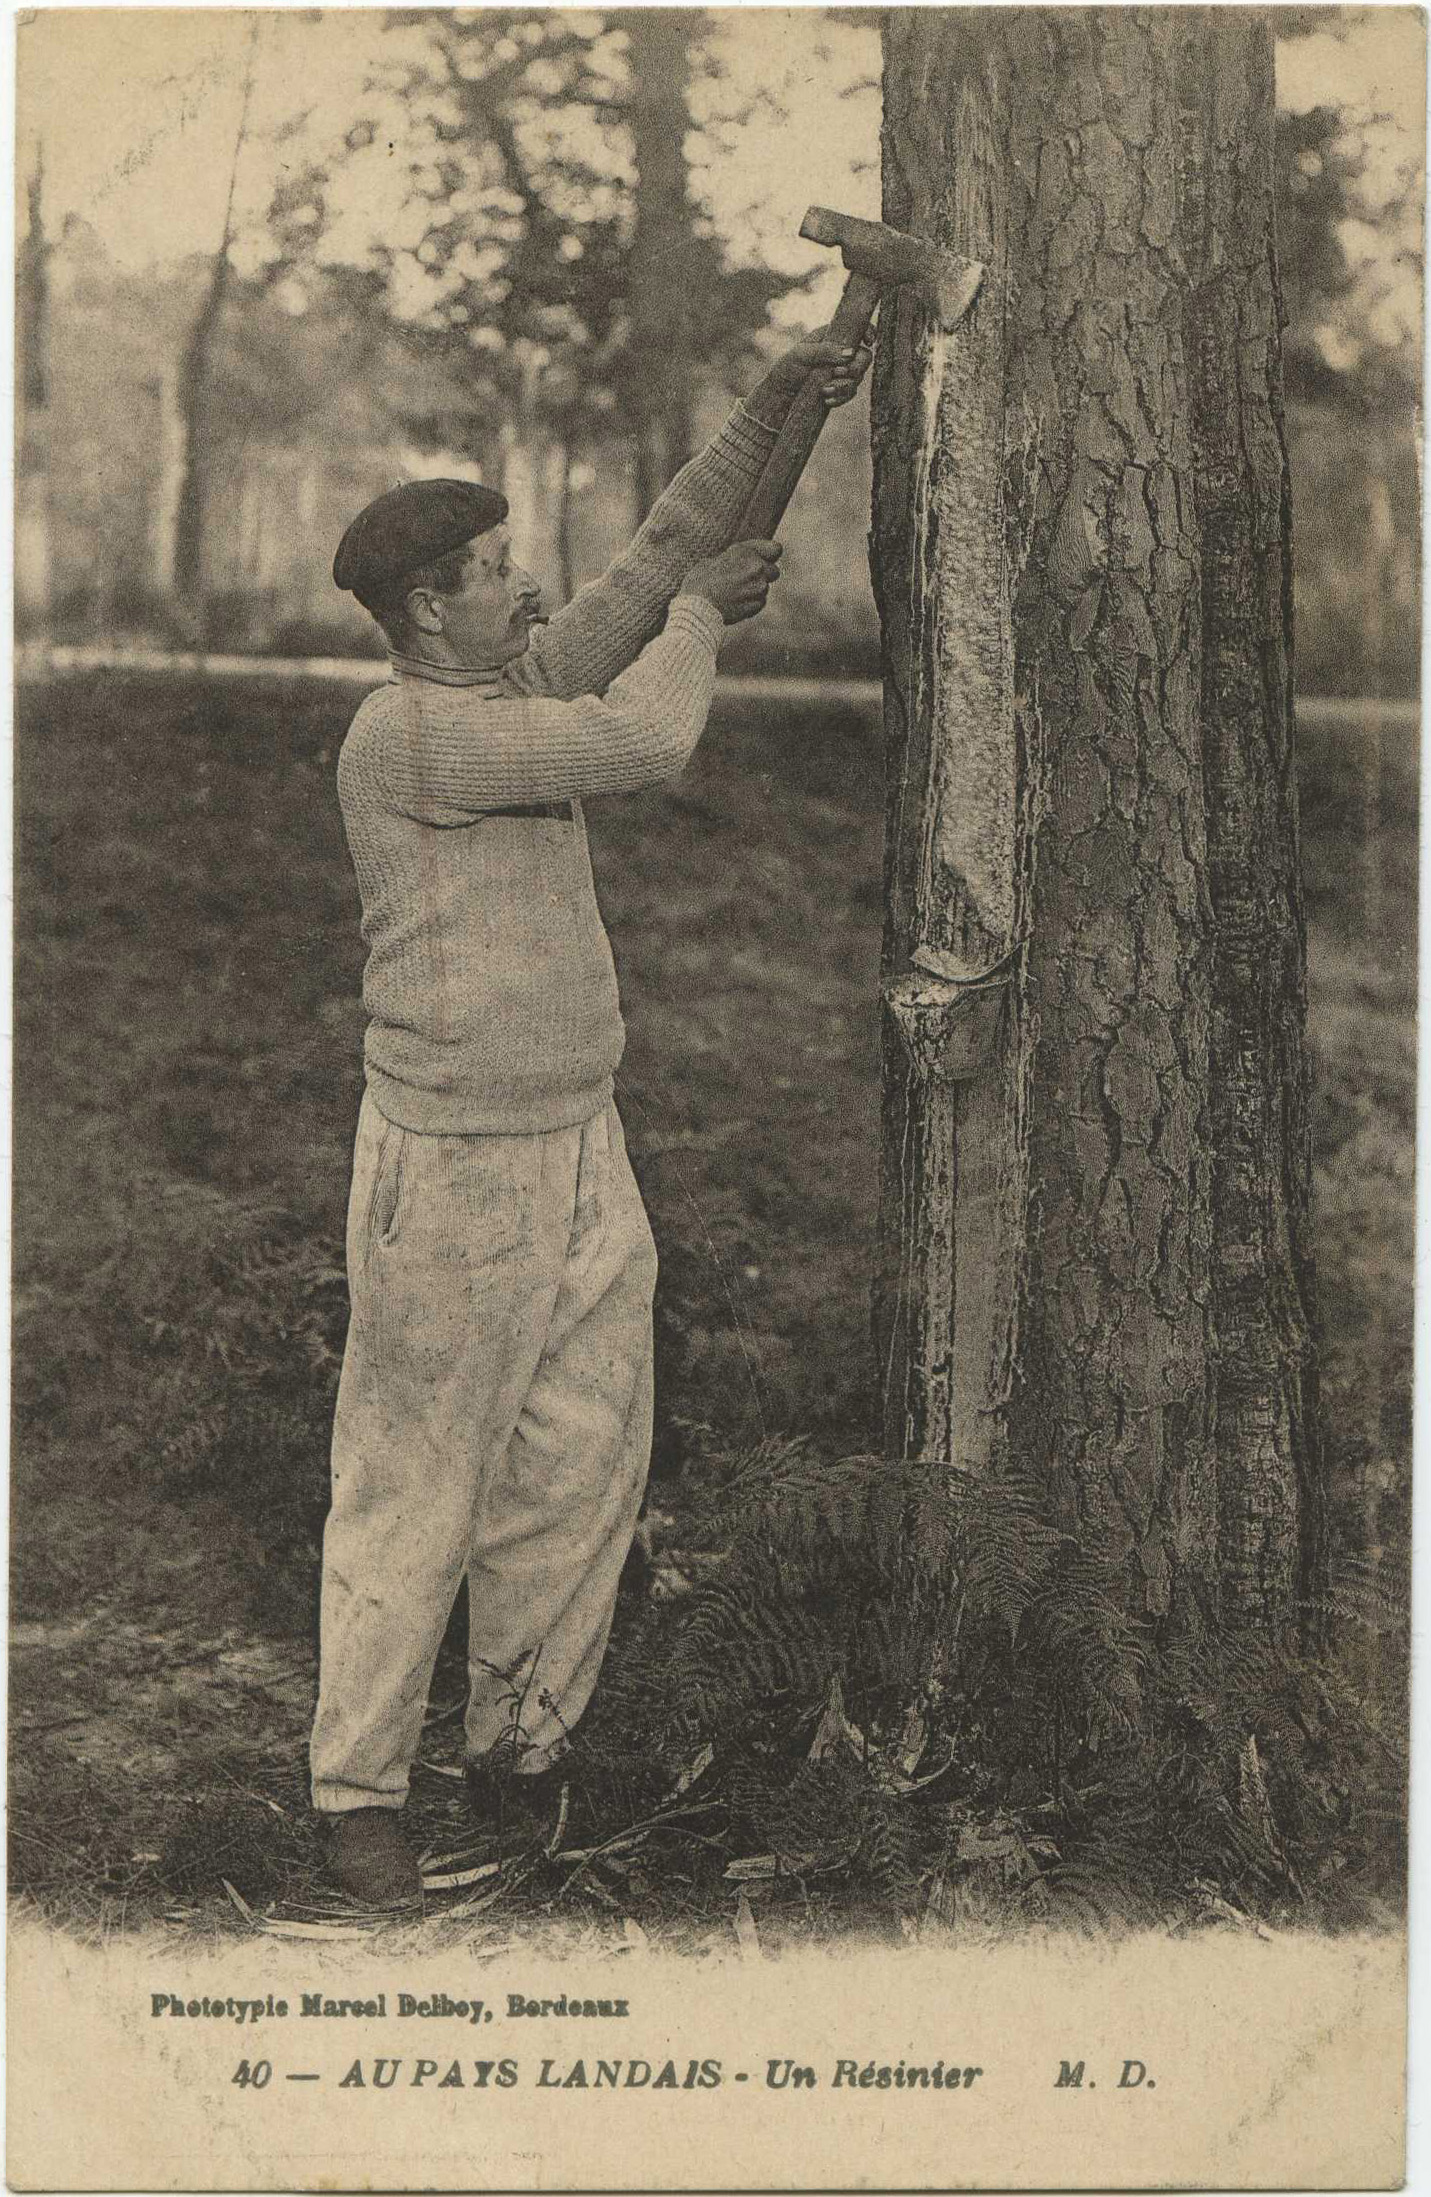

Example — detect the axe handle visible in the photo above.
[740,270,882,540]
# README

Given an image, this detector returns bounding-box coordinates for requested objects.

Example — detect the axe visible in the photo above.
[741,206,984,541]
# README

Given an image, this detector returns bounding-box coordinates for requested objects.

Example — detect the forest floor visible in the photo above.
[10,674,1415,1950]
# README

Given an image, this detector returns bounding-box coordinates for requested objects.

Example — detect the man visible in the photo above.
[314,330,871,1905]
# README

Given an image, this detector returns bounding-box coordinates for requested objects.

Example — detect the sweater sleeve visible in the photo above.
[510,402,778,705]
[368,597,724,822]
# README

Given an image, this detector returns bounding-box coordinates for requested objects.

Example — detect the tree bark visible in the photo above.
[872,7,1324,1648]
[1174,14,1329,1635]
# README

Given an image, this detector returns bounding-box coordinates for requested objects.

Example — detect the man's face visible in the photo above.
[415,526,542,668]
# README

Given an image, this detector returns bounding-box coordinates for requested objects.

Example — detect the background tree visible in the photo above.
[15,143,53,627]
[299,9,801,543]
[871,9,1326,1699]
[1272,81,1422,697]
[624,8,702,514]
[171,21,260,641]
[18,144,51,412]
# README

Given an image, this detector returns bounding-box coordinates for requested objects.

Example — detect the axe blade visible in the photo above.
[800,203,985,331]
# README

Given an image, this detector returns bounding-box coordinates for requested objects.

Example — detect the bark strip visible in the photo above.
[874,15,1021,1475]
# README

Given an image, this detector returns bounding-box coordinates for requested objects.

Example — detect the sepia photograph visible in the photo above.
[8,3,1421,2188]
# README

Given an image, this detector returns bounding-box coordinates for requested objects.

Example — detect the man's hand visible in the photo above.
[682,540,783,625]
[746,327,875,427]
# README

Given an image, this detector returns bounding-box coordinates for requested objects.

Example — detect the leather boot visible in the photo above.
[324,1808,423,1908]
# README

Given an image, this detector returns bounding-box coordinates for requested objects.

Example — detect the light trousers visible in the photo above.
[310,1092,657,1814]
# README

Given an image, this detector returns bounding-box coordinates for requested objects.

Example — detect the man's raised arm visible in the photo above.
[513,336,869,704]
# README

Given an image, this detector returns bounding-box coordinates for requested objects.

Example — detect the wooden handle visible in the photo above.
[741,270,881,539]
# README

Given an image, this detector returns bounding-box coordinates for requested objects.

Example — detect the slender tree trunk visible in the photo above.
[16,144,53,630]
[19,148,50,412]
[496,344,548,571]
[872,8,1324,1651]
[172,260,230,636]
[555,431,577,603]
[625,8,698,519]
[172,26,258,640]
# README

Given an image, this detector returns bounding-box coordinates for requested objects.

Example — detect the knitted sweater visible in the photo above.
[337,400,778,1134]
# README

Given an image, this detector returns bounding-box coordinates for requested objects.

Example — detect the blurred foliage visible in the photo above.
[1276,96,1421,416]
[1271,27,1421,694]
[268,10,806,475]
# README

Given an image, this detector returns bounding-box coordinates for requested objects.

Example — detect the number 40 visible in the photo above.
[232,2060,272,2089]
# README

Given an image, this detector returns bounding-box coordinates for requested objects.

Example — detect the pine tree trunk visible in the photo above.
[871,8,1325,1649]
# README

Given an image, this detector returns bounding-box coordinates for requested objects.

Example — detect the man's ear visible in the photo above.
[406,586,444,636]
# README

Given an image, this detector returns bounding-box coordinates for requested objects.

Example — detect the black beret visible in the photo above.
[333,478,509,598]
